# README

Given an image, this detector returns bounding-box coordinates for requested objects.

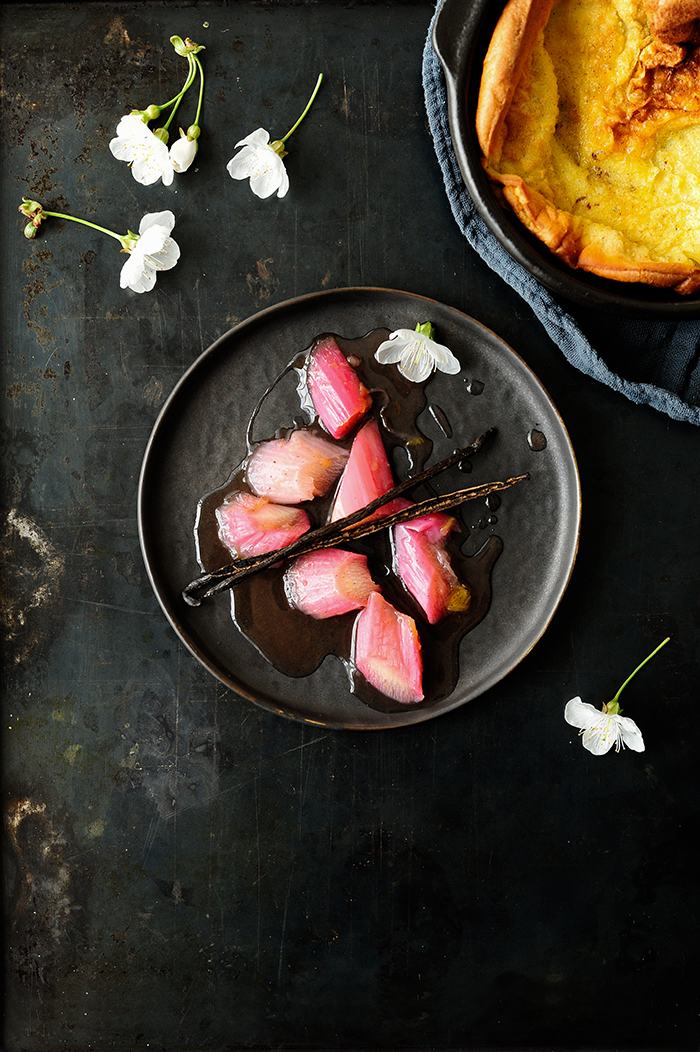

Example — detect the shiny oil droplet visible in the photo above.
[466,379,484,395]
[428,403,452,438]
[528,428,547,451]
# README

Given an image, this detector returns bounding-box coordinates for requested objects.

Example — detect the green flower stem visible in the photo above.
[155,54,193,115]
[162,54,196,130]
[193,54,205,128]
[280,73,323,144]
[607,636,670,711]
[40,210,124,243]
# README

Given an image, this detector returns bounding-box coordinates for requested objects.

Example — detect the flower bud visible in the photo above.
[186,124,201,141]
[24,220,39,239]
[153,127,170,144]
[145,104,162,121]
[170,133,198,173]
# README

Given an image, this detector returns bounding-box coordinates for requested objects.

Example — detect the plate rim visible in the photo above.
[137,285,582,729]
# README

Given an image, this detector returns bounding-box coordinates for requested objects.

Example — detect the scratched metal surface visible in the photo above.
[1,3,699,1051]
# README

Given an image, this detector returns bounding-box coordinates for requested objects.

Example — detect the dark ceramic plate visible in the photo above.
[138,287,580,729]
[432,0,700,319]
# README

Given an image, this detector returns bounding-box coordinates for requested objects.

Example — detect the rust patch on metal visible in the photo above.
[1,509,65,666]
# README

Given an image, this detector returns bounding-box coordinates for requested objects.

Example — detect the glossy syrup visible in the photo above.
[194,328,503,713]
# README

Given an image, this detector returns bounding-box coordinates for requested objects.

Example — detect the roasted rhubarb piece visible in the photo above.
[216,492,310,558]
[307,336,372,439]
[247,429,349,505]
[353,592,424,704]
[393,509,470,624]
[330,419,396,522]
[284,548,380,618]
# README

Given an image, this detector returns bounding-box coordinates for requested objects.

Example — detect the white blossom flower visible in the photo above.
[226,128,289,199]
[109,114,175,186]
[375,324,461,383]
[170,133,198,173]
[564,697,645,755]
[119,211,180,294]
[563,637,668,756]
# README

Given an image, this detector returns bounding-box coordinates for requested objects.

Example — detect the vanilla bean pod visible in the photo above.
[182,427,518,606]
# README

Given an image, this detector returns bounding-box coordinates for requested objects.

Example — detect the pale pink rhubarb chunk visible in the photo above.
[247,430,349,505]
[216,492,310,558]
[353,592,424,704]
[330,419,396,522]
[393,509,470,624]
[284,548,380,619]
[307,336,372,439]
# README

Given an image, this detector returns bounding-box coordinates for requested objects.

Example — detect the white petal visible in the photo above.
[109,137,139,162]
[145,237,180,273]
[120,253,156,294]
[249,167,281,199]
[430,341,461,374]
[375,335,411,365]
[114,113,148,138]
[581,717,619,755]
[227,146,262,180]
[235,127,270,149]
[564,697,602,730]
[136,226,168,256]
[276,166,290,198]
[398,344,435,383]
[617,715,645,752]
[139,210,176,237]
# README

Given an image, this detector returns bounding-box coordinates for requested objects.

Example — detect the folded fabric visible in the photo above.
[422,4,700,426]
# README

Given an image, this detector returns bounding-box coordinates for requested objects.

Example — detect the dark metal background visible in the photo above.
[2,3,698,1050]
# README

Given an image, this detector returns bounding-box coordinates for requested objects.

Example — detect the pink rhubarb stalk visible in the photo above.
[353,591,424,704]
[284,548,380,618]
[393,510,470,624]
[216,492,310,558]
[247,430,349,505]
[330,418,396,522]
[307,335,372,439]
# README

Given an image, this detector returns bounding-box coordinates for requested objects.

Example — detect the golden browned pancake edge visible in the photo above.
[475,0,700,293]
[475,0,557,162]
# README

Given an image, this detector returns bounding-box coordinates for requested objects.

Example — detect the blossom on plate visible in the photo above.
[226,128,290,199]
[170,129,199,172]
[375,322,460,383]
[109,113,175,186]
[119,210,180,294]
[564,697,645,755]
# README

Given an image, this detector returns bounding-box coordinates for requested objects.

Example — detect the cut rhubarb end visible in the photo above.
[216,491,310,558]
[393,512,470,624]
[247,430,349,505]
[330,418,396,522]
[284,548,380,619]
[353,592,424,704]
[308,336,372,439]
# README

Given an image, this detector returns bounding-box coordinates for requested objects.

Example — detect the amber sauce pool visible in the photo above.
[194,329,503,714]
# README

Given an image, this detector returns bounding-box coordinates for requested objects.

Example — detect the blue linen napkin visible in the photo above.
[422,6,700,426]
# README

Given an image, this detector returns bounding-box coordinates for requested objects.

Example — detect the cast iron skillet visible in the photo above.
[432,0,700,319]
